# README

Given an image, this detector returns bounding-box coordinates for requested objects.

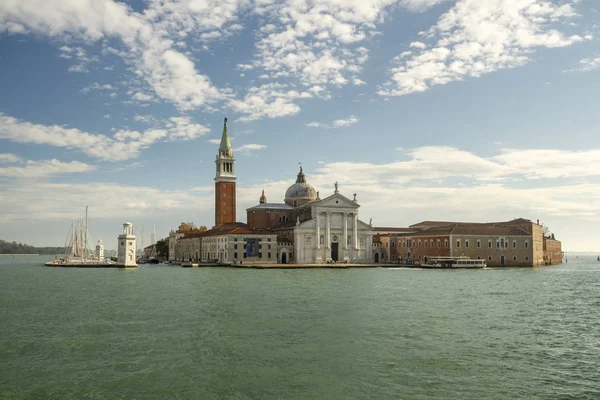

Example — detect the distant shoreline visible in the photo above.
[0,254,40,256]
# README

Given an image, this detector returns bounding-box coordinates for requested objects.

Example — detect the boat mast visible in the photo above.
[84,206,89,260]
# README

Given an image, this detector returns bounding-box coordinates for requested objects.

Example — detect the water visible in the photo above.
[1,256,600,399]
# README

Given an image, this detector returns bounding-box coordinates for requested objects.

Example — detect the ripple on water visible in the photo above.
[1,259,600,399]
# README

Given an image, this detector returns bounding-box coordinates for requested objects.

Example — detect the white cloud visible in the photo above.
[229,83,312,121]
[103,114,111,119]
[332,115,359,128]
[409,41,427,49]
[234,143,267,153]
[380,0,586,96]
[308,115,359,128]
[0,159,95,178]
[81,82,114,94]
[0,0,224,110]
[0,113,209,161]
[132,92,153,102]
[577,56,600,72]
[0,153,21,163]
[207,138,221,144]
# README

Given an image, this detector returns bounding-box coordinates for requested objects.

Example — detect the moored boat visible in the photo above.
[421,256,486,269]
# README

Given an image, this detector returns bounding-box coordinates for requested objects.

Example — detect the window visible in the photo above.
[348,236,352,246]
[525,241,529,249]
[477,256,481,260]
[488,240,492,248]
[120,241,124,246]
[465,240,469,248]
[268,252,271,258]
[234,237,237,242]
[456,240,461,248]
[477,240,481,248]
[500,238,505,248]
[234,244,237,250]
[268,237,271,242]
[268,244,271,250]
[496,240,500,248]
[513,240,516,248]
[425,240,428,248]
[430,240,434,248]
[525,256,529,261]
[513,256,517,261]
[386,242,389,248]
[392,241,395,248]
[259,252,262,258]
[445,240,449,248]
[437,240,441,248]
[488,256,492,261]
[418,240,421,248]
[234,252,238,259]
[306,237,311,245]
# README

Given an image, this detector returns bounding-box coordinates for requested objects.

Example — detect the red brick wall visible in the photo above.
[543,238,562,265]
[215,182,236,226]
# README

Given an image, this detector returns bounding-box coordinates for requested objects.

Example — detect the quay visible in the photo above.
[1,254,39,256]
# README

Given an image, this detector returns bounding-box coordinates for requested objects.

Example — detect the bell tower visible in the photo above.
[215,117,236,226]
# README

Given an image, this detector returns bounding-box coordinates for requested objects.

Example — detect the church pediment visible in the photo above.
[315,193,360,209]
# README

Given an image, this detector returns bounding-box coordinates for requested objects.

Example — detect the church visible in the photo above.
[171,118,374,264]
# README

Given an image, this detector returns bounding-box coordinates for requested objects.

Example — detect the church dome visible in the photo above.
[285,167,317,204]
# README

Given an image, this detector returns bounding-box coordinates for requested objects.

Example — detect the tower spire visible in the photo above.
[219,117,232,155]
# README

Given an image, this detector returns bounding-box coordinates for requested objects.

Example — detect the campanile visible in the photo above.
[214,118,236,226]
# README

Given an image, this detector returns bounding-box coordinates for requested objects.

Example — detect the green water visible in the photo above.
[1,256,600,399]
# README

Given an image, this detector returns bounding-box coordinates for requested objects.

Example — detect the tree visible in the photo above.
[155,237,169,258]
[542,225,552,237]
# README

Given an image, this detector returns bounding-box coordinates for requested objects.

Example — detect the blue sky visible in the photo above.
[1,0,599,251]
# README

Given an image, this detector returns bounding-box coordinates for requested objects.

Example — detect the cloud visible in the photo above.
[0,159,95,178]
[332,115,359,128]
[379,0,586,96]
[234,144,267,153]
[0,0,224,110]
[0,153,21,163]
[132,92,154,102]
[0,113,209,161]
[206,138,221,144]
[577,56,600,72]
[307,115,359,129]
[81,82,114,94]
[229,83,312,121]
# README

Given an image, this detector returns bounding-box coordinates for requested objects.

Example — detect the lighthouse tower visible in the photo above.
[214,117,236,226]
[95,240,104,261]
[117,222,137,267]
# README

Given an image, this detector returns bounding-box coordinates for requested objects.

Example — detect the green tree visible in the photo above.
[155,237,169,258]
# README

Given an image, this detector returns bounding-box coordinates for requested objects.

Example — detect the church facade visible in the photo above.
[247,169,373,264]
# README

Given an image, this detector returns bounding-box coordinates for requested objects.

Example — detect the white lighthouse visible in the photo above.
[95,240,104,261]
[117,222,137,268]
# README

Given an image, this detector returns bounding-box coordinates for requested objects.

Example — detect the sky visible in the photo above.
[0,0,599,252]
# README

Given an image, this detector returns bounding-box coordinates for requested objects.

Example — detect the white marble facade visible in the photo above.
[293,192,373,264]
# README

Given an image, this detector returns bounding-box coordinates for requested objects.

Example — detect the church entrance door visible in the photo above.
[375,253,379,263]
[331,243,339,261]
[281,253,287,264]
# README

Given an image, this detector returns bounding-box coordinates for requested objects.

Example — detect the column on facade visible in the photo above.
[326,211,331,249]
[316,212,320,249]
[343,212,348,249]
[353,212,358,249]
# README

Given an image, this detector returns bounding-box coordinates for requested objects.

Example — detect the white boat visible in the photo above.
[45,207,116,268]
[421,256,486,269]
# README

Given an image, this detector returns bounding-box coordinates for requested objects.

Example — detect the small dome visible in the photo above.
[285,167,317,203]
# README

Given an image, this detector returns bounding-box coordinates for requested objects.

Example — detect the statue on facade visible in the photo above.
[353,193,357,202]
[334,181,339,192]
[369,218,372,226]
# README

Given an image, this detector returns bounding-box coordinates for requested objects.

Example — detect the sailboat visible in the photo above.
[45,207,115,267]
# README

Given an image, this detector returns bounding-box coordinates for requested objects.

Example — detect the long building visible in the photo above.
[374,218,562,266]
